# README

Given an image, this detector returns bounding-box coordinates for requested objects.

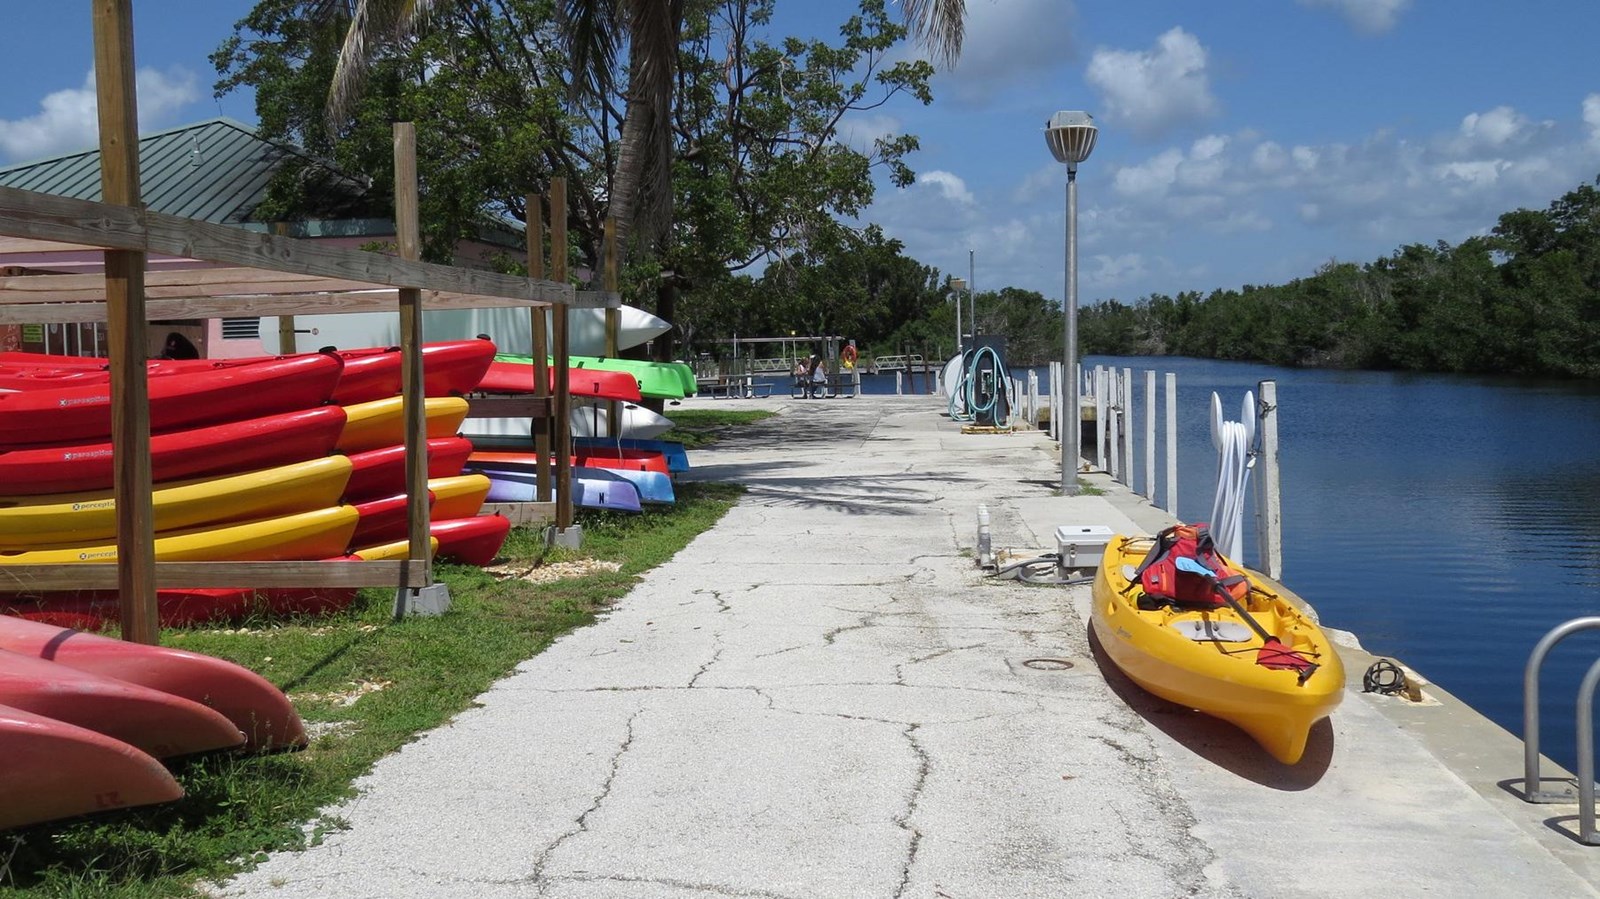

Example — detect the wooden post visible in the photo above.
[272,222,296,352]
[550,178,574,531]
[603,217,620,438]
[1122,367,1134,488]
[1107,368,1120,482]
[1145,369,1156,500]
[393,123,431,596]
[1094,366,1107,472]
[93,0,158,644]
[1165,372,1178,514]
[1256,379,1283,579]
[527,194,552,504]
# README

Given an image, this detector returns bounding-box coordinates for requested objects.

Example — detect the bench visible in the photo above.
[704,379,774,399]
[790,377,858,399]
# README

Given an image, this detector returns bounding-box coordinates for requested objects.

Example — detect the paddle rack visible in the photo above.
[0,2,615,638]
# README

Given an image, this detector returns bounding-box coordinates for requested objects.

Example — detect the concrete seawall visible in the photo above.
[219,393,1600,898]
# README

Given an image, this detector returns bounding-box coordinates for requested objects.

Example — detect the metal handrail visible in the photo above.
[1578,656,1600,844]
[1523,616,1600,803]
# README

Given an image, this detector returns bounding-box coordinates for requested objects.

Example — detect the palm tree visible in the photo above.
[321,0,968,259]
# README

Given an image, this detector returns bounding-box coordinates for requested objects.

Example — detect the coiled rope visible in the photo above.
[1208,391,1257,560]
[1362,658,1409,695]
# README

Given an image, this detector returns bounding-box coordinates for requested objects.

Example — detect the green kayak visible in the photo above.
[496,353,694,400]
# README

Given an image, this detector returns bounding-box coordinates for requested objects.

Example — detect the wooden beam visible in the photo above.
[465,395,552,418]
[528,193,553,504]
[0,185,575,306]
[394,123,432,597]
[603,218,620,439]
[0,290,592,324]
[481,503,556,526]
[0,560,429,592]
[550,178,573,530]
[93,0,158,645]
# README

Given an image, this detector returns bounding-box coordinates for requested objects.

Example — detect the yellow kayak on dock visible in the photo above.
[1091,529,1344,764]
[0,506,361,565]
[0,456,353,547]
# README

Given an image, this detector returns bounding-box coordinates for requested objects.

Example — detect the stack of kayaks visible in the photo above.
[0,339,514,629]
[0,612,308,830]
[1090,532,1345,764]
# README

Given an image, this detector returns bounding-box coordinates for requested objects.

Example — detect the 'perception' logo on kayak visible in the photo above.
[78,550,116,561]
[71,500,115,512]
[57,395,110,407]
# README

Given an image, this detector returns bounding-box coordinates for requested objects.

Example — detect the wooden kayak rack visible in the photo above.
[0,3,618,641]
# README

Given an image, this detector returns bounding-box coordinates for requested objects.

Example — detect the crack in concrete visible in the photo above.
[893,723,930,899]
[689,644,725,688]
[546,871,803,898]
[529,708,643,888]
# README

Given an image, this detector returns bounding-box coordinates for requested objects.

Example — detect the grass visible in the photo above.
[0,481,744,898]
[662,408,775,448]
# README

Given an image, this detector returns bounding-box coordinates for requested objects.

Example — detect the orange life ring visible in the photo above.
[841,345,858,368]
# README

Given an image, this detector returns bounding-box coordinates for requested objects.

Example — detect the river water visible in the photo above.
[853,356,1600,773]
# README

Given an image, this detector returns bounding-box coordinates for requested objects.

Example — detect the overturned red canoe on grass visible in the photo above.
[0,704,183,831]
[0,614,306,752]
[0,648,243,758]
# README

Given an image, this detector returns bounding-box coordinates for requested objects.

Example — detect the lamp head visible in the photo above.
[1046,111,1098,166]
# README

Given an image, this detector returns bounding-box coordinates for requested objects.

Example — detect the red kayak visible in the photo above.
[0,704,183,831]
[0,648,243,758]
[0,614,306,751]
[0,405,348,496]
[350,475,490,547]
[470,447,669,476]
[0,340,496,404]
[343,436,474,502]
[476,360,643,402]
[0,582,360,630]
[0,353,344,447]
[433,515,512,566]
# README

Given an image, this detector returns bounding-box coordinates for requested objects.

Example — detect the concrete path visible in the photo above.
[217,395,1600,898]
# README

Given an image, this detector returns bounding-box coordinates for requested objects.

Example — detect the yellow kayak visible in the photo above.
[1091,532,1344,764]
[337,396,471,453]
[428,474,491,520]
[0,506,361,565]
[0,456,353,547]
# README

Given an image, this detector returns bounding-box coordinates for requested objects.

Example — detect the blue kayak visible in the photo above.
[572,436,690,473]
[469,462,642,512]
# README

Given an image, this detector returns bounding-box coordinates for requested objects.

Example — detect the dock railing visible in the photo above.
[1521,617,1600,838]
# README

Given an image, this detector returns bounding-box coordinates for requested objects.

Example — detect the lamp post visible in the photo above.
[1046,110,1097,495]
[950,277,965,357]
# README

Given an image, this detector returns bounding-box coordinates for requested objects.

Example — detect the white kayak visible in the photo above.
[265,305,670,357]
[464,401,674,442]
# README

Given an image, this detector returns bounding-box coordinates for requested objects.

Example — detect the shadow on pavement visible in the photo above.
[1087,626,1335,790]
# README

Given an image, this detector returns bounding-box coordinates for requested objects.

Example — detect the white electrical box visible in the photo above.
[1055,525,1115,569]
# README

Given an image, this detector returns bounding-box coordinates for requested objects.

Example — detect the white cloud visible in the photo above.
[918,170,976,205]
[0,67,199,163]
[1584,93,1600,148]
[1085,27,1217,138]
[1455,106,1530,150]
[1297,0,1411,34]
[939,0,1078,106]
[837,114,902,153]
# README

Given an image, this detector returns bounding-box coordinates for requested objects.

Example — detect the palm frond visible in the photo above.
[325,0,452,129]
[900,0,965,68]
[559,0,625,100]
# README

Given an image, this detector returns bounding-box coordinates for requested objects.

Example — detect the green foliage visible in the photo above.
[1079,175,1600,378]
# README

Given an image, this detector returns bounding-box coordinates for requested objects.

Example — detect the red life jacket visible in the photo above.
[1131,524,1248,606]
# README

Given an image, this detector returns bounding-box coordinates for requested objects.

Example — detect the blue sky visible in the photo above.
[2,1,1598,305]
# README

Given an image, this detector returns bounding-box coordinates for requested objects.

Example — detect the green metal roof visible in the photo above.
[0,118,377,225]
